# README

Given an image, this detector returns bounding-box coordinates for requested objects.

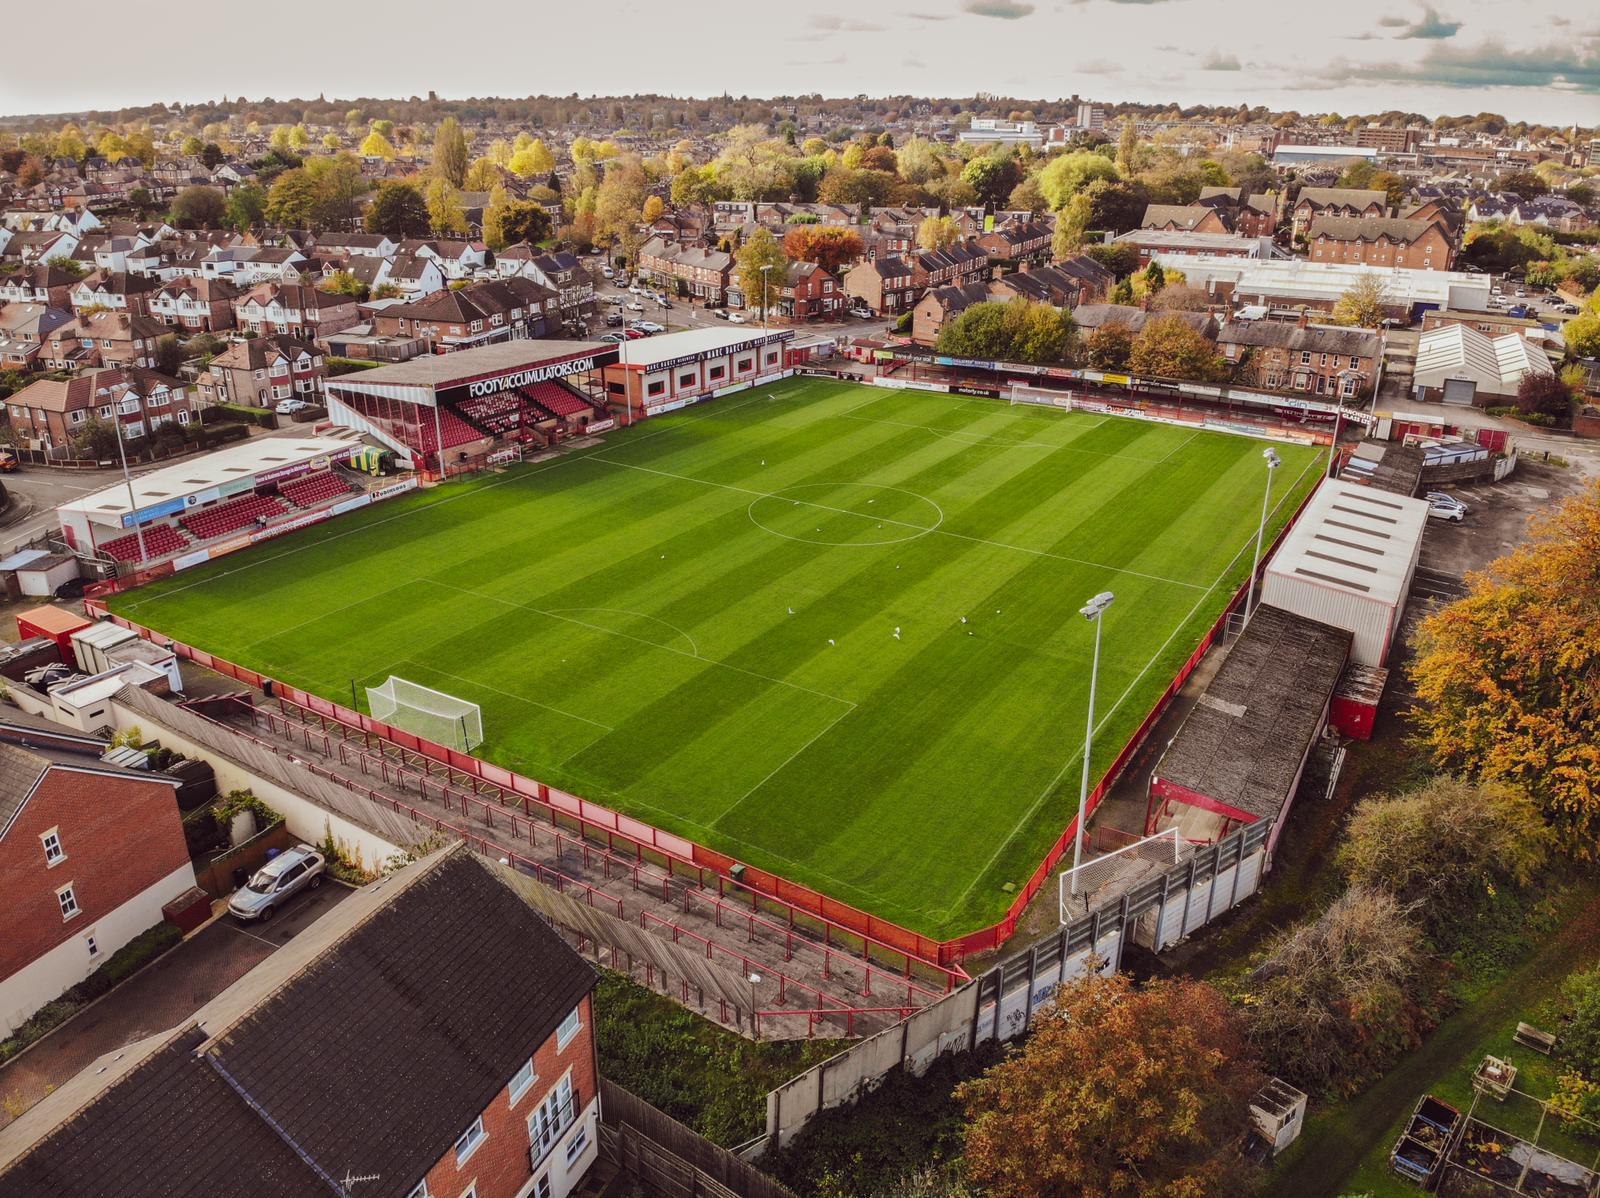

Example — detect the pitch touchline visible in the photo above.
[937,449,1324,919]
[421,578,857,711]
[116,388,784,611]
[840,409,1175,460]
[588,456,1207,591]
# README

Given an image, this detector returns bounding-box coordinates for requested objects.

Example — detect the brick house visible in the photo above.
[6,367,198,452]
[69,270,159,316]
[1290,188,1389,239]
[778,260,844,321]
[637,237,735,303]
[1196,187,1279,238]
[0,303,74,371]
[911,281,991,346]
[843,255,918,315]
[988,256,1114,308]
[233,282,360,340]
[0,710,192,1036]
[0,846,602,1198]
[0,264,80,309]
[910,242,989,291]
[975,219,1052,266]
[368,277,558,351]
[1140,204,1235,235]
[1307,216,1456,271]
[149,276,239,333]
[198,335,326,408]
[41,311,169,372]
[1216,318,1382,398]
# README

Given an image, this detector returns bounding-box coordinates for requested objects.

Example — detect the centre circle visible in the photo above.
[747,483,944,547]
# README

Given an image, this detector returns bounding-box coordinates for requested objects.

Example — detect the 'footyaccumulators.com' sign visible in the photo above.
[435,352,617,405]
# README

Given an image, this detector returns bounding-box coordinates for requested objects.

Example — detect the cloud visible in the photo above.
[807,13,887,30]
[1077,58,1124,74]
[1376,15,1407,26]
[1396,7,1462,39]
[1322,40,1600,92]
[1201,51,1242,70]
[963,0,1035,16]
[902,8,952,17]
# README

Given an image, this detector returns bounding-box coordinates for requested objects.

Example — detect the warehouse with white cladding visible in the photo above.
[1259,479,1430,668]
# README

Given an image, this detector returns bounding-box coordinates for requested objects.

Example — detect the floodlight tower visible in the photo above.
[1246,447,1282,621]
[1069,590,1115,894]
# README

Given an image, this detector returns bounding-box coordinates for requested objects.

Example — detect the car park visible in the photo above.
[1426,492,1467,522]
[227,844,326,921]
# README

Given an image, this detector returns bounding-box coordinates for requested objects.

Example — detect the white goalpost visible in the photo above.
[1008,383,1081,410]
[367,676,484,752]
[1058,827,1185,923]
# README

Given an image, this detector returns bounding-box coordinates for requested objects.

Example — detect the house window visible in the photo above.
[529,1074,575,1159]
[708,364,726,381]
[565,1123,590,1166]
[677,371,696,388]
[406,1183,430,1198]
[556,1006,582,1050]
[735,357,753,373]
[509,1057,537,1105]
[1299,351,1311,365]
[646,380,665,398]
[453,1116,486,1166]
[85,932,99,959]
[58,883,80,920]
[42,829,64,866]
[535,1176,551,1198]
[70,410,85,424]
[177,409,190,425]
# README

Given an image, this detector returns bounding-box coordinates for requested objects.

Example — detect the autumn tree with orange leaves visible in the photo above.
[780,225,864,273]
[1410,481,1600,854]
[959,971,1261,1198]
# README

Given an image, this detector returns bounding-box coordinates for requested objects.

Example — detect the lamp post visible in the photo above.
[1069,590,1115,895]
[759,263,773,333]
[1245,447,1282,621]
[1328,369,1365,479]
[111,400,148,566]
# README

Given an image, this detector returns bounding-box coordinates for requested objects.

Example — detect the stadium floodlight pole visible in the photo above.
[759,263,773,333]
[430,388,445,481]
[111,404,148,566]
[1246,448,1282,621]
[1069,590,1115,896]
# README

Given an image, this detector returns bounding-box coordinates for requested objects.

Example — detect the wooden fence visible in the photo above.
[192,819,292,897]
[601,1080,796,1198]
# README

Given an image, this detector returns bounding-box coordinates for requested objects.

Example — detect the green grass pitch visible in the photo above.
[111,379,1324,939]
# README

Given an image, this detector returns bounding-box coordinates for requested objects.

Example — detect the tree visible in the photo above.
[152,334,183,377]
[1084,322,1135,370]
[935,299,1075,366]
[224,183,267,232]
[464,158,502,191]
[304,154,368,229]
[593,156,649,245]
[1411,482,1600,854]
[960,154,1021,208]
[735,229,788,322]
[432,116,469,188]
[1052,191,1093,259]
[364,180,429,237]
[484,198,552,251]
[1152,285,1212,312]
[1244,887,1431,1095]
[1037,151,1121,211]
[781,225,864,273]
[916,215,962,251]
[73,415,120,460]
[641,194,666,223]
[42,255,86,280]
[1515,371,1574,420]
[1139,261,1167,295]
[1339,776,1548,929]
[1129,314,1229,382]
[199,141,225,169]
[1116,119,1139,174]
[508,137,555,178]
[1332,273,1392,328]
[1560,970,1600,1082]
[170,185,227,229]
[322,133,341,151]
[1565,312,1600,360]
[321,269,368,300]
[359,130,398,160]
[265,168,314,227]
[1008,175,1048,216]
[425,177,468,235]
[960,971,1261,1198]
[818,167,896,208]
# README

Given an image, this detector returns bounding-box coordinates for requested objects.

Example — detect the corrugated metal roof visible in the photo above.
[1264,478,1429,608]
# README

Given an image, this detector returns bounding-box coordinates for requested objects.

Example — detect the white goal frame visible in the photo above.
[1058,827,1184,923]
[1008,383,1081,410]
[367,676,483,752]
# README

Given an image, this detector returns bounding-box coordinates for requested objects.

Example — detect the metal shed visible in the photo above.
[1259,479,1430,667]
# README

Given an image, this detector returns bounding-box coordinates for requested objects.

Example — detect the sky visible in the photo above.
[4,0,1598,126]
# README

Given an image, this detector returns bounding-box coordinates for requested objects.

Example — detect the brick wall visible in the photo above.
[416,992,600,1198]
[0,766,190,981]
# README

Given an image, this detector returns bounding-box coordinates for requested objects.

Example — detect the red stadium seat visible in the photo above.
[179,493,289,541]
[280,471,354,508]
[98,523,190,562]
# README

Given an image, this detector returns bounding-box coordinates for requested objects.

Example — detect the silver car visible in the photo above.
[228,844,326,921]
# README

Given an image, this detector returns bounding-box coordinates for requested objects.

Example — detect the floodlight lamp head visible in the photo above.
[1080,591,1115,620]
[1263,447,1282,470]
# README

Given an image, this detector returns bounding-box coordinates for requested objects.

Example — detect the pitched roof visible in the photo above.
[1141,203,1232,232]
[8,367,185,414]
[1295,187,1388,211]
[1216,321,1380,357]
[0,848,596,1198]
[1308,216,1443,245]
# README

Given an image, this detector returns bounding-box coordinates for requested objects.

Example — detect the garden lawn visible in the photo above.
[111,379,1323,938]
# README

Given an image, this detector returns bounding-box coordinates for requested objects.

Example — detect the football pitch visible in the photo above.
[110,379,1324,938]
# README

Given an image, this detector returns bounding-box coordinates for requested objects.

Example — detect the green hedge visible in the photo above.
[327,357,381,376]
[209,403,277,429]
[0,921,184,1065]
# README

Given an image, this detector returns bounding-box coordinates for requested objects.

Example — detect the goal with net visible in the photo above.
[1008,383,1081,410]
[367,676,483,752]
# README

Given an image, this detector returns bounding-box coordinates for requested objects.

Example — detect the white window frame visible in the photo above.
[85,931,99,959]
[41,827,65,866]
[564,1122,589,1166]
[508,1057,537,1106]
[58,882,80,921]
[453,1116,486,1166]
[405,1182,430,1198]
[528,1073,575,1158]
[556,1005,581,1050]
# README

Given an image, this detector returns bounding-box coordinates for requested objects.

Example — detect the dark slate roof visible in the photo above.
[1216,321,1380,358]
[1153,605,1351,823]
[1307,216,1440,245]
[0,1026,325,1198]
[208,850,595,1198]
[0,850,596,1198]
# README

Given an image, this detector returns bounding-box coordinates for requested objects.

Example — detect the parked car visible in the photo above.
[713,309,731,320]
[659,299,673,309]
[628,284,643,294]
[596,332,627,342]
[727,312,748,324]
[0,449,17,473]
[604,313,624,327]
[1426,492,1467,522]
[625,301,644,311]
[630,320,665,334]
[1507,304,1532,319]
[601,266,614,279]
[622,328,647,339]
[274,398,309,414]
[228,844,326,922]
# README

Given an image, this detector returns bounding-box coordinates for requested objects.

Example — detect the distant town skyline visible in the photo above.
[2,0,1597,126]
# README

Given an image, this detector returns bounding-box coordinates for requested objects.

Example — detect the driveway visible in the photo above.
[0,882,349,1127]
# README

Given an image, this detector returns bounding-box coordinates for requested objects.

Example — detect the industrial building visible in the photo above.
[1152,256,1492,319]
[1411,322,1555,406]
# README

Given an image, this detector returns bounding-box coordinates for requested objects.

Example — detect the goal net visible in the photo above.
[1059,827,1185,923]
[367,676,483,752]
[1008,383,1080,410]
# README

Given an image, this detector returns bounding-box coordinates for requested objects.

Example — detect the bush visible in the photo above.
[198,422,251,448]
[326,356,380,376]
[894,311,913,333]
[208,402,277,429]
[1561,969,1600,1081]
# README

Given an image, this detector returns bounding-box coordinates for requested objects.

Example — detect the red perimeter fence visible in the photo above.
[87,466,1321,968]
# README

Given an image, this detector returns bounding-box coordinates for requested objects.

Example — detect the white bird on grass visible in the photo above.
[960,616,967,624]
[827,639,835,646]
[893,627,901,640]
[787,607,795,614]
